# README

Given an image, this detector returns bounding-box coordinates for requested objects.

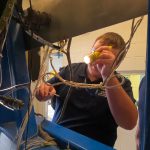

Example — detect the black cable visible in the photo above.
[13,6,61,50]
[29,0,32,10]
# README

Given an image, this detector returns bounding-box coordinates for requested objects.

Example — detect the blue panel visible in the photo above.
[42,120,114,150]
[0,122,60,150]
[0,44,16,122]
[0,131,16,150]
[0,15,37,139]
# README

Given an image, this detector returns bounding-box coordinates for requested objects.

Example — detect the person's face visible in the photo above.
[87,39,119,80]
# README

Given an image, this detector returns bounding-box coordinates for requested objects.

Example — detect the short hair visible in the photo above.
[95,32,126,51]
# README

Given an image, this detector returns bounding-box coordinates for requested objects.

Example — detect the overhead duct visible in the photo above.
[22,0,147,42]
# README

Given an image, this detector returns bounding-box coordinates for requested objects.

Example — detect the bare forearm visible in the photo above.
[105,77,138,129]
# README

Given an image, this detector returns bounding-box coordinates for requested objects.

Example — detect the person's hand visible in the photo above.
[35,83,56,101]
[92,46,116,80]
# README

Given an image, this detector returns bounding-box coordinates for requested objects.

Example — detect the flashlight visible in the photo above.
[84,46,112,64]
[84,51,101,64]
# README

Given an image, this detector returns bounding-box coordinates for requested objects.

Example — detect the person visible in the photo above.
[36,32,138,147]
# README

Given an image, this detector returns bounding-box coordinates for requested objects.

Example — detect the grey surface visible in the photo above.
[23,0,147,42]
[0,122,61,150]
[0,132,16,150]
[0,122,17,150]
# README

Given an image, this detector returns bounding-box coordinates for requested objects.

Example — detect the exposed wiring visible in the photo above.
[16,16,143,149]
[4,85,29,96]
[12,1,144,148]
[16,45,50,150]
[0,95,24,110]
[22,136,57,150]
[41,16,144,94]
[47,59,125,90]
[0,0,16,88]
[0,82,30,92]
[103,16,144,86]
[0,1,62,149]
[49,56,103,89]
[56,38,74,123]
[24,2,33,148]
[104,74,125,89]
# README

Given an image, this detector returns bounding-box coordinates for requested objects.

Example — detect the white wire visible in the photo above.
[0,82,30,92]
[104,74,125,89]
[16,45,50,150]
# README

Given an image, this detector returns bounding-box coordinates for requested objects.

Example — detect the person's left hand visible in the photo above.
[92,46,116,80]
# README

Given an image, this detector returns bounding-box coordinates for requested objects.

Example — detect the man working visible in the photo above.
[36,32,138,147]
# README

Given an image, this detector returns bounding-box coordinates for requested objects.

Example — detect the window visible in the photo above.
[123,74,144,101]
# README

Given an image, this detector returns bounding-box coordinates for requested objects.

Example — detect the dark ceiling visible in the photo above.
[25,0,148,42]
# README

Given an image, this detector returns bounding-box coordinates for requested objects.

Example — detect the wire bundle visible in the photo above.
[11,1,144,148]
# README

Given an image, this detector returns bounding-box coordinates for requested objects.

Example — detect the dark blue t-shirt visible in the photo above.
[49,63,135,147]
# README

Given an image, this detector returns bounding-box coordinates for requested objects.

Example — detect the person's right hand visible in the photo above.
[35,83,56,101]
